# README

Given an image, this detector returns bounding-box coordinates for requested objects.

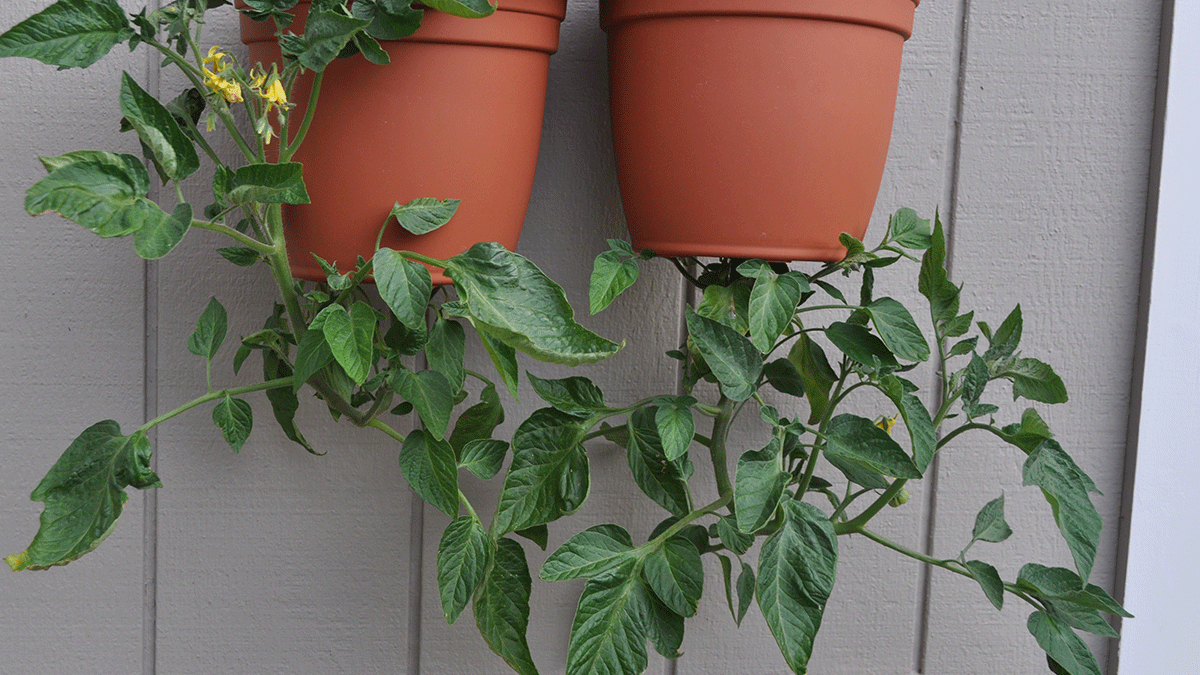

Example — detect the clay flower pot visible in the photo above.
[601,0,919,262]
[239,0,567,283]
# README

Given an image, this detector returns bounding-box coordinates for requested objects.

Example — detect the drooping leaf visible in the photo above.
[212,395,253,452]
[654,398,695,462]
[879,374,936,473]
[734,437,789,534]
[119,72,199,181]
[1015,564,1130,618]
[352,0,423,40]
[589,249,639,315]
[493,408,589,534]
[685,307,762,402]
[1023,440,1101,580]
[427,317,466,393]
[825,414,921,480]
[736,561,756,626]
[824,321,898,371]
[739,263,808,353]
[388,197,460,235]
[1026,611,1102,675]
[528,373,609,416]
[474,537,539,675]
[624,410,690,516]
[226,163,310,205]
[292,306,336,393]
[134,203,191,259]
[0,0,134,69]
[187,296,228,360]
[763,357,805,397]
[262,348,316,454]
[437,516,492,624]
[478,331,521,401]
[757,500,839,674]
[541,523,635,581]
[565,562,652,675]
[643,535,704,617]
[374,248,433,334]
[399,429,459,518]
[866,297,929,362]
[445,243,621,365]
[1001,358,1069,404]
[449,383,505,454]
[321,301,377,385]
[972,493,1013,543]
[393,368,455,441]
[646,591,685,659]
[716,515,754,556]
[787,332,837,425]
[514,524,549,551]
[6,422,160,571]
[26,152,169,238]
[459,439,508,480]
[965,559,1005,610]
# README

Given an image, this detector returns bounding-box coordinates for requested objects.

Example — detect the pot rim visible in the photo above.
[600,0,919,40]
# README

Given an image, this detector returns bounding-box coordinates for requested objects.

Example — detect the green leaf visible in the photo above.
[25,152,169,238]
[352,0,423,40]
[1016,563,1131,617]
[436,516,492,624]
[528,373,609,416]
[1023,440,1101,580]
[421,0,496,18]
[646,591,685,658]
[292,306,336,393]
[972,493,1013,543]
[918,212,959,324]
[134,202,191,259]
[478,331,521,401]
[392,368,455,439]
[321,302,377,385]
[374,248,433,334]
[742,266,808,353]
[212,395,253,453]
[514,524,549,551]
[541,523,635,581]
[866,298,929,362]
[763,358,805,397]
[1026,611,1102,675]
[0,0,133,69]
[6,422,160,571]
[696,281,752,333]
[964,560,1005,610]
[386,197,460,235]
[565,562,651,675]
[445,243,620,365]
[474,537,539,675]
[226,163,310,205]
[449,383,505,454]
[262,349,316,455]
[825,321,898,371]
[736,561,756,626]
[459,439,508,480]
[685,307,763,402]
[735,438,789,533]
[983,305,1023,362]
[962,353,989,406]
[878,375,936,473]
[716,515,753,556]
[654,398,695,462]
[1002,407,1056,453]
[278,8,370,72]
[887,208,931,249]
[187,296,228,360]
[427,317,466,393]
[589,250,639,315]
[624,410,690,516]
[1001,358,1069,404]
[643,535,704,617]
[493,409,589,534]
[825,414,921,480]
[119,72,199,181]
[399,429,459,518]
[757,500,839,674]
[787,332,837,425]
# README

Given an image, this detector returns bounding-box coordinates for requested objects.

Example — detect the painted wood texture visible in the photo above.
[0,1,1160,674]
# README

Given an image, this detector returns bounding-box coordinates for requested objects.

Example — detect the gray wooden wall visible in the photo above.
[0,0,1162,673]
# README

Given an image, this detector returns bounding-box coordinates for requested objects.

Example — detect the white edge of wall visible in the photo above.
[1117,1,1200,672]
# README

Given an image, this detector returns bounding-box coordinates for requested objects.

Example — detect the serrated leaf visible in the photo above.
[541,524,635,581]
[1002,357,1069,404]
[972,493,1013,543]
[825,414,921,480]
[643,535,703,617]
[965,560,1005,610]
[321,302,377,385]
[374,248,433,334]
[5,422,160,571]
[866,297,929,362]
[226,162,310,205]
[187,296,228,360]
[212,395,253,452]
[655,399,695,462]
[1026,611,1102,675]
[757,500,838,674]
[0,0,134,69]
[134,202,191,259]
[686,307,762,402]
[399,429,459,518]
[392,368,455,439]
[493,409,589,534]
[459,439,508,480]
[449,383,505,455]
[735,438,789,533]
[589,250,639,315]
[983,304,1023,362]
[565,562,651,675]
[388,197,460,235]
[1023,440,1101,580]
[437,516,492,624]
[474,537,539,675]
[446,243,621,366]
[119,72,199,181]
[528,373,609,416]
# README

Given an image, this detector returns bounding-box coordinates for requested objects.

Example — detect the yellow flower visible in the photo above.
[203,46,228,73]
[249,69,288,110]
[204,70,243,103]
[875,415,897,434]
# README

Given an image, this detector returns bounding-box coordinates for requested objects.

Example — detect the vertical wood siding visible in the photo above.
[0,0,1161,673]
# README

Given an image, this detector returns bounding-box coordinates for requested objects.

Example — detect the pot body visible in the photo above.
[601,0,918,261]
[239,0,567,283]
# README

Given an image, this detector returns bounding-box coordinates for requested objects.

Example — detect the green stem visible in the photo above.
[708,395,737,499]
[646,493,734,549]
[366,417,407,444]
[837,479,908,533]
[937,422,1010,451]
[281,70,324,162]
[191,219,275,254]
[152,38,256,162]
[395,249,451,269]
[139,376,293,433]
[263,203,306,341]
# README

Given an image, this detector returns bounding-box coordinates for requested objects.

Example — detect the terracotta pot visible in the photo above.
[601,0,919,262]
[238,0,567,284]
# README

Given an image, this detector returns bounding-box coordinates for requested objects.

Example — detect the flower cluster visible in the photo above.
[202,46,241,103]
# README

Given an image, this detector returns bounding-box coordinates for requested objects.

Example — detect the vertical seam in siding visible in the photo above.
[666,265,693,675]
[409,351,428,674]
[914,0,973,672]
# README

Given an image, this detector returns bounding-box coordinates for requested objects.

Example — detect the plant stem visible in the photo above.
[281,70,324,162]
[838,479,908,533]
[191,219,275,254]
[366,417,406,444]
[138,377,294,433]
[708,395,737,499]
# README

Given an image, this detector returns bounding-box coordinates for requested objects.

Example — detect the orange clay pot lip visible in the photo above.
[600,0,919,40]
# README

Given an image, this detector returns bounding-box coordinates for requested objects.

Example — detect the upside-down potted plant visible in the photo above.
[601,0,921,262]
[0,2,1126,675]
